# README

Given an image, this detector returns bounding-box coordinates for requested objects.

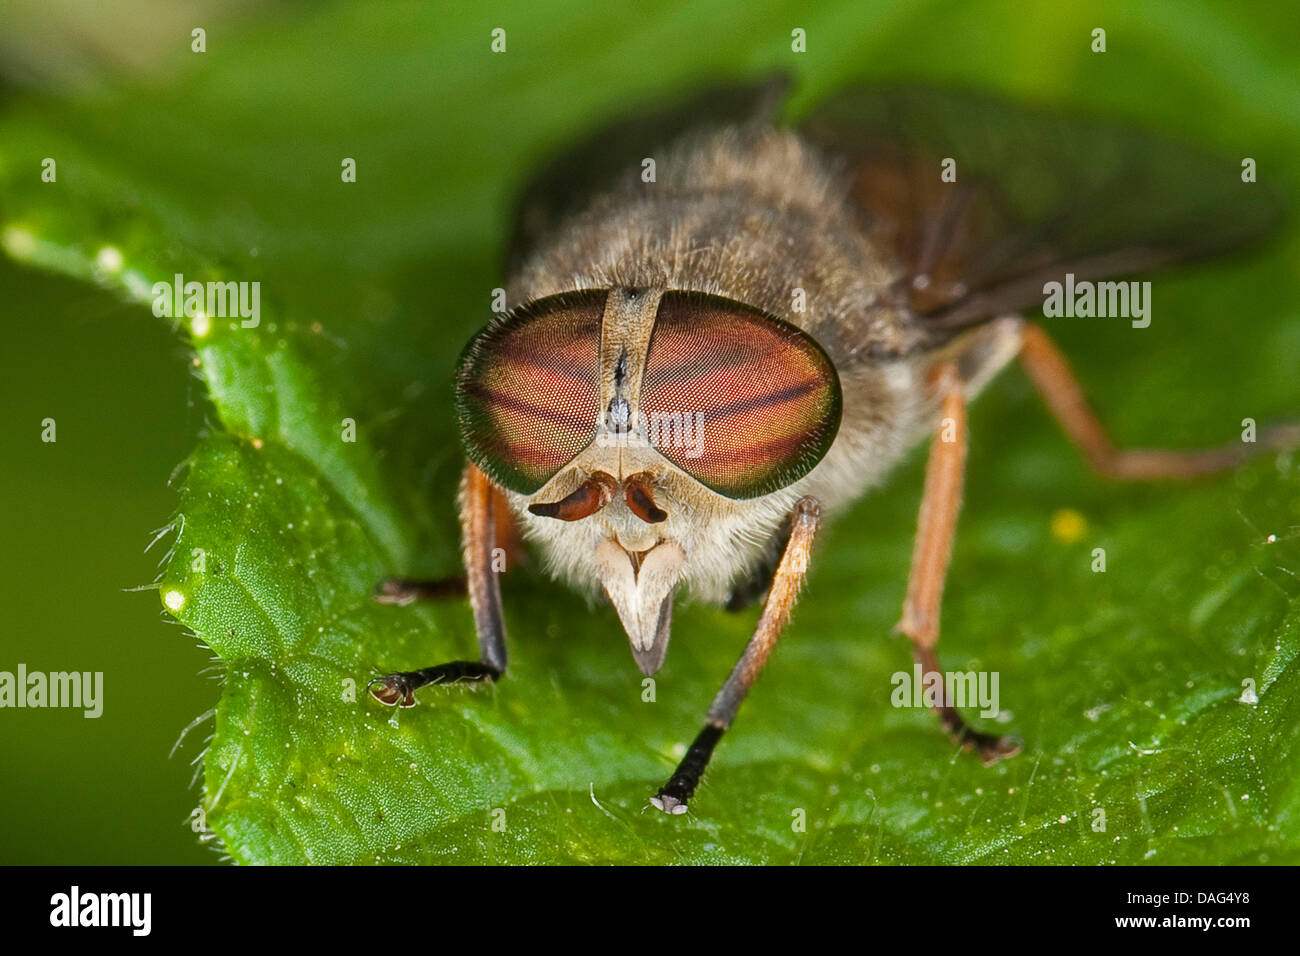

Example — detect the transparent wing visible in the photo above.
[799,85,1285,335]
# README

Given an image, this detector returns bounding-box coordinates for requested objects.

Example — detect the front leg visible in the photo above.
[724,516,794,612]
[369,462,510,706]
[652,496,822,814]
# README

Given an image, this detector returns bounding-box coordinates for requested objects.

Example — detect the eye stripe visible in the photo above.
[669,378,825,420]
[464,371,598,421]
[488,339,599,381]
[464,383,594,428]
[689,431,813,466]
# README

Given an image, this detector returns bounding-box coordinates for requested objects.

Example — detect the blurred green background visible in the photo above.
[0,258,214,863]
[0,0,1296,864]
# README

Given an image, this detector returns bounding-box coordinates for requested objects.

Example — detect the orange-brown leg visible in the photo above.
[1019,323,1300,479]
[652,496,822,814]
[900,362,1021,764]
[369,462,511,706]
[374,466,524,606]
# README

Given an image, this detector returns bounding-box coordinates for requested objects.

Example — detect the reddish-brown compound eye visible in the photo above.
[639,292,842,499]
[456,291,606,494]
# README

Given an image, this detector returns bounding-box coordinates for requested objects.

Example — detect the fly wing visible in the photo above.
[506,76,790,272]
[799,85,1284,337]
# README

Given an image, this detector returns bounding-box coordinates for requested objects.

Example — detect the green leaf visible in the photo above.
[3,1,1298,864]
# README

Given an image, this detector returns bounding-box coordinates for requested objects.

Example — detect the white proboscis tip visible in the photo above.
[163,589,186,612]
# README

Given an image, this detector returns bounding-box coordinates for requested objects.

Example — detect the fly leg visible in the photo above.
[900,362,1021,764]
[723,519,794,612]
[373,577,466,605]
[1019,322,1300,478]
[652,496,822,814]
[369,462,511,706]
[373,468,524,605]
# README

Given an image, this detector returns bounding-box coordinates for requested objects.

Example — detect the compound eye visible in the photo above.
[639,292,842,499]
[455,291,606,494]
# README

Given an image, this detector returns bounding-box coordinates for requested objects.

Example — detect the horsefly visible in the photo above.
[367,80,1296,814]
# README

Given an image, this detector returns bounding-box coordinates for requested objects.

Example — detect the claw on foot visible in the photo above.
[960,729,1022,766]
[367,662,502,708]
[372,581,418,607]
[367,675,417,707]
[933,695,1022,766]
[649,793,689,815]
[372,577,466,606]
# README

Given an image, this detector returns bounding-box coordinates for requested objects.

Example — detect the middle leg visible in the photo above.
[899,362,1021,764]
